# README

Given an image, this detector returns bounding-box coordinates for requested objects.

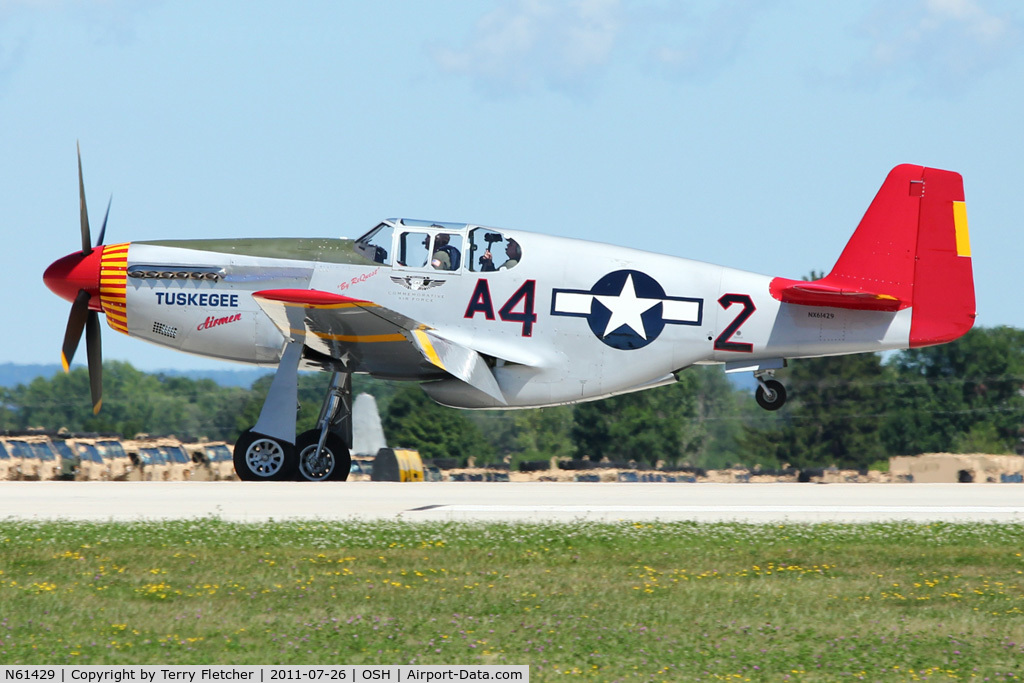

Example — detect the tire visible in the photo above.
[295,429,350,482]
[233,430,296,481]
[755,379,787,411]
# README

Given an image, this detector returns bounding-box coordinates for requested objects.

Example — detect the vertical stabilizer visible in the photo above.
[769,164,975,345]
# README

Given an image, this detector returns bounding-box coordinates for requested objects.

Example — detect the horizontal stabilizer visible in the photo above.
[769,280,904,311]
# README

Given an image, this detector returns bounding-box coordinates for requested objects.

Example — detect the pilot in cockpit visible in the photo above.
[430,233,461,271]
[480,238,520,271]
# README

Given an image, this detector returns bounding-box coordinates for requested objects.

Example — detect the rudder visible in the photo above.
[909,166,975,347]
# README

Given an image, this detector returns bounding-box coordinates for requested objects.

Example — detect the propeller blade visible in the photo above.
[61,289,92,372]
[86,310,103,414]
[77,141,92,255]
[95,195,112,247]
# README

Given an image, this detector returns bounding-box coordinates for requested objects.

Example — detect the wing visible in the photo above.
[252,289,506,404]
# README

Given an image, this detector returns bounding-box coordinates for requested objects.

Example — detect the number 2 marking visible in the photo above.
[714,293,755,352]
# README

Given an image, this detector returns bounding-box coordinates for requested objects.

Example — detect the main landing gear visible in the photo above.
[754,369,787,411]
[232,340,352,482]
[294,373,352,482]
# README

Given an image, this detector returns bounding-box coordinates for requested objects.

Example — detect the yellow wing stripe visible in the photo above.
[99,243,129,334]
[953,201,971,257]
[412,329,445,371]
[288,328,406,343]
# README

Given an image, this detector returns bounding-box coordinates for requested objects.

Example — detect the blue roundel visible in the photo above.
[586,270,666,350]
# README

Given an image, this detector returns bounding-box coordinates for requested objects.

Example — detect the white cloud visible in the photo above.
[646,0,769,82]
[431,0,781,95]
[0,0,154,98]
[431,0,622,96]
[854,0,1020,92]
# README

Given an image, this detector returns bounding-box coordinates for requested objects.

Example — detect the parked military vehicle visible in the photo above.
[122,439,171,481]
[32,438,62,481]
[96,439,133,480]
[1,438,33,479]
[0,440,18,480]
[2,436,62,481]
[159,443,195,481]
[51,439,84,480]
[58,439,111,481]
[58,436,118,481]
[122,436,194,481]
[183,441,237,481]
[204,443,237,480]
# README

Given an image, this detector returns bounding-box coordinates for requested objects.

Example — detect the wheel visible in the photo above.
[295,429,350,482]
[233,430,296,481]
[755,379,787,411]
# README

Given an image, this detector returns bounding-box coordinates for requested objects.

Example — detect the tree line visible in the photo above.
[3,326,1022,470]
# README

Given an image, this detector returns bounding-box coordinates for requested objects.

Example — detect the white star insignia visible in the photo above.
[594,274,660,339]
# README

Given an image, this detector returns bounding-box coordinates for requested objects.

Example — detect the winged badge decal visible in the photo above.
[391,275,446,291]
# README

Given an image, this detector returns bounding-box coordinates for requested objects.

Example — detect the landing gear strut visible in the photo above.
[232,335,354,482]
[295,373,352,482]
[754,370,787,411]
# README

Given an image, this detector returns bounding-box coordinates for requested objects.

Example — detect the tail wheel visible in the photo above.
[233,430,296,481]
[755,379,787,411]
[295,430,351,482]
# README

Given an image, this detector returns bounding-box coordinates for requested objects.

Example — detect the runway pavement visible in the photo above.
[1,481,1023,523]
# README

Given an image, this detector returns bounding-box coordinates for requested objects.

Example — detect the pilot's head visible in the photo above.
[506,239,521,260]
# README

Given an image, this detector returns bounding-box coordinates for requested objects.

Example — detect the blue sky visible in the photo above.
[3,0,1022,371]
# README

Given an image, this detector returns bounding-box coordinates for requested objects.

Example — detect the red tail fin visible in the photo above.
[770,164,976,346]
[908,167,975,346]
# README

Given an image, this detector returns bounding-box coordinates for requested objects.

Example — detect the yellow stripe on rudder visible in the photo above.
[953,201,971,257]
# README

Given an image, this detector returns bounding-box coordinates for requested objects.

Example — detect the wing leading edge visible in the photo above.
[252,289,506,404]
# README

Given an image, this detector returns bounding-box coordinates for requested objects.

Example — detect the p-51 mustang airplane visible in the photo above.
[44,150,975,481]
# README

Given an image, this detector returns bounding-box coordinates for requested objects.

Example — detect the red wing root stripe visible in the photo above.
[256,289,409,343]
[254,288,378,309]
[99,243,129,334]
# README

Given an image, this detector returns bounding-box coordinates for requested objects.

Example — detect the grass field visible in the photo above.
[0,519,1022,681]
